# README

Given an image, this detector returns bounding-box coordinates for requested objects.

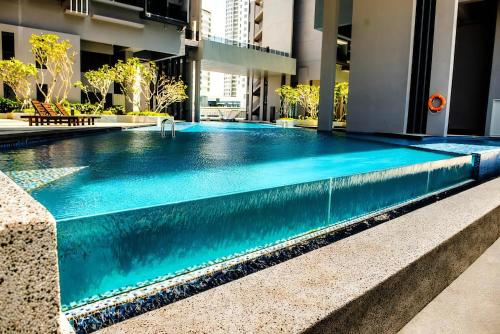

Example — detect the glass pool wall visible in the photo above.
[58,155,473,309]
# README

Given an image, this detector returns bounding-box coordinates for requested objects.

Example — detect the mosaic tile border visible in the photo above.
[5,167,88,192]
[66,180,475,334]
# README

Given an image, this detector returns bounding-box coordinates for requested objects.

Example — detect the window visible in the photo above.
[1,31,15,60]
[36,84,48,102]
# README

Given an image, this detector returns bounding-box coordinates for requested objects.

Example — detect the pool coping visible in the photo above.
[0,171,61,332]
[94,177,500,334]
[65,178,476,333]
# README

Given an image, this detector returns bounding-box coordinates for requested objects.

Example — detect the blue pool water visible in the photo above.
[0,122,474,308]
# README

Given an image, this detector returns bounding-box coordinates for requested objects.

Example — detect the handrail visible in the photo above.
[160,117,175,138]
[69,0,89,15]
[184,32,290,57]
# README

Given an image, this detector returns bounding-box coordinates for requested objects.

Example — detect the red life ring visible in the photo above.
[428,93,446,113]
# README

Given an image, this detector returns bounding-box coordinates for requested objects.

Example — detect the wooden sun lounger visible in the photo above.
[42,102,81,126]
[21,100,78,126]
[55,103,100,126]
[20,101,67,126]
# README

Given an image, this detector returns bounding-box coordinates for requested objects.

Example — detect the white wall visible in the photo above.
[262,0,294,54]
[267,74,283,119]
[294,0,323,84]
[347,0,416,134]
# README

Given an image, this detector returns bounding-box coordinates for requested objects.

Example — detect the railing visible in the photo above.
[160,117,175,138]
[204,34,290,57]
[69,0,89,15]
[144,0,188,25]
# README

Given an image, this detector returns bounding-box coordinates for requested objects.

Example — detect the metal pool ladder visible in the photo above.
[160,117,175,138]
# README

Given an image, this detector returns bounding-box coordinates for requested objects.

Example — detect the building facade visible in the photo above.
[315,0,500,136]
[247,0,294,121]
[224,0,249,106]
[200,8,212,97]
[0,0,187,112]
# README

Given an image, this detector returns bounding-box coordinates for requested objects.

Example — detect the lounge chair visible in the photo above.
[42,102,79,126]
[55,103,100,125]
[21,101,79,126]
[20,101,57,126]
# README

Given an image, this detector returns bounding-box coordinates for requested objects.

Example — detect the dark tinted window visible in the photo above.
[1,31,15,60]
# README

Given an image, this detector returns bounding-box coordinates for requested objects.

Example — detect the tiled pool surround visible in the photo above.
[346,133,500,180]
[66,179,475,334]
[0,127,126,150]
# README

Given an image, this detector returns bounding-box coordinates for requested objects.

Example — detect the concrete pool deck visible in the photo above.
[400,237,500,334]
[94,177,500,334]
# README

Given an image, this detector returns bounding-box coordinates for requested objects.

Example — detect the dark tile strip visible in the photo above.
[0,128,123,151]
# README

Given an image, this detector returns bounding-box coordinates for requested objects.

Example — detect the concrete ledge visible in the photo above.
[0,172,60,333]
[97,177,500,334]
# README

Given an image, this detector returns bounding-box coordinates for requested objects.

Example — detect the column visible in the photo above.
[194,59,201,122]
[318,0,339,132]
[426,0,459,136]
[486,1,500,136]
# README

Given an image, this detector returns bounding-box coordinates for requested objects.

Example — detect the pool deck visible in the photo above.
[0,119,153,148]
[94,177,500,334]
[400,237,500,334]
[345,132,500,180]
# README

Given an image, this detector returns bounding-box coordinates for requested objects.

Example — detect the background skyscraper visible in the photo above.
[224,0,249,107]
[200,8,212,97]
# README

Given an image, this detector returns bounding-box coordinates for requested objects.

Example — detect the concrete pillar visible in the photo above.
[186,58,195,122]
[426,0,459,136]
[486,1,500,136]
[318,0,339,132]
[194,59,201,122]
[347,0,416,134]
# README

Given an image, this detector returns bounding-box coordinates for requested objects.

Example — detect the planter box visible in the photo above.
[276,119,295,128]
[288,119,347,129]
[96,115,159,124]
[0,113,33,121]
[295,119,318,128]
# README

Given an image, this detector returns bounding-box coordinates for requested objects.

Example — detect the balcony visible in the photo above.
[143,0,188,26]
[65,0,89,17]
[92,0,143,12]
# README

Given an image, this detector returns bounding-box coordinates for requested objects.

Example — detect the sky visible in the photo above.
[202,0,226,37]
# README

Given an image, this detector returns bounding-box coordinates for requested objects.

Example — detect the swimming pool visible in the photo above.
[0,122,474,310]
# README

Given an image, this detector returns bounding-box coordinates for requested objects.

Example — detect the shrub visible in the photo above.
[70,103,98,115]
[0,97,22,113]
[105,105,125,115]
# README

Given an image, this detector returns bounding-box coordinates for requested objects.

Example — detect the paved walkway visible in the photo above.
[400,237,500,334]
